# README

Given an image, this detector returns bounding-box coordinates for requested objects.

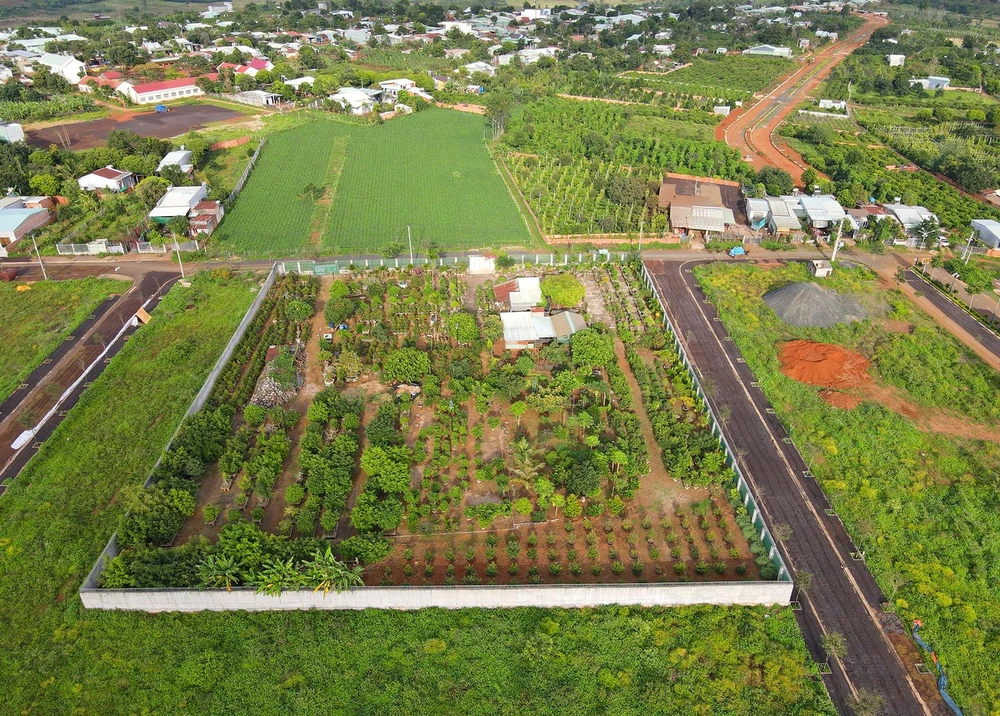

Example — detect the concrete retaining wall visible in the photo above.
[80,580,792,612]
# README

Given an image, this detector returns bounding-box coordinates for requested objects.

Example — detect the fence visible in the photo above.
[135,240,200,254]
[80,580,792,612]
[56,240,125,256]
[79,259,795,612]
[276,251,632,276]
[639,262,790,583]
[80,264,279,602]
[226,139,265,208]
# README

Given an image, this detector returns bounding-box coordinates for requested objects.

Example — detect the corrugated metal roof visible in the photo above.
[0,208,45,232]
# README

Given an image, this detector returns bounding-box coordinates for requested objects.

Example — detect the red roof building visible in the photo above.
[116,73,218,105]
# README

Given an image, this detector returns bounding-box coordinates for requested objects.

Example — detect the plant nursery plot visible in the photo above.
[695,261,1000,712]
[0,277,123,402]
[106,261,779,593]
[322,110,530,252]
[652,56,793,95]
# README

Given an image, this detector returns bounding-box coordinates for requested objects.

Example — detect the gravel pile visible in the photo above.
[764,282,867,328]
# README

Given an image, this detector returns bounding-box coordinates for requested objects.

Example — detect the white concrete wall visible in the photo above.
[80,581,792,612]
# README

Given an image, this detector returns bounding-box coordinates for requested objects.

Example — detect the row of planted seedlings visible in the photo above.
[619,259,779,580]
[387,495,761,587]
[98,275,368,594]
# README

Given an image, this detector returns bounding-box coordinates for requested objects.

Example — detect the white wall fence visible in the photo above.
[135,240,200,254]
[226,139,266,207]
[640,262,790,583]
[80,580,792,612]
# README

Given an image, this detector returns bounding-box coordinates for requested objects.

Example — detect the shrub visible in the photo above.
[244,404,266,427]
[611,560,624,575]
[284,484,305,506]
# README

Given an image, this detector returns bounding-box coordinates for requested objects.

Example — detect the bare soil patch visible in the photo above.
[781,340,1000,442]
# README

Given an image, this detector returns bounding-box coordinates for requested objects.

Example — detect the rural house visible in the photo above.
[746,196,802,234]
[117,76,214,104]
[887,54,905,67]
[149,184,209,223]
[157,147,194,174]
[909,76,950,90]
[78,166,137,192]
[971,219,1000,249]
[658,174,741,237]
[493,276,543,311]
[330,86,381,115]
[499,310,586,350]
[188,201,225,236]
[0,196,54,257]
[36,52,86,83]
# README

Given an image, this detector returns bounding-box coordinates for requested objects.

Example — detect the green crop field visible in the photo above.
[213,109,532,257]
[627,56,792,97]
[0,277,123,403]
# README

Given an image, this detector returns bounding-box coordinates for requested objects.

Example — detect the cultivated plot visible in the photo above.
[213,110,531,257]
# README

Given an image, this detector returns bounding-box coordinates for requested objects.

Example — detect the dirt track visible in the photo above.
[720,14,889,183]
[0,271,178,492]
[27,104,244,150]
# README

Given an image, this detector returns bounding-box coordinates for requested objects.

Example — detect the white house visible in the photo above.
[0,66,12,82]
[378,78,416,99]
[883,203,937,231]
[746,196,802,233]
[330,86,380,115]
[818,99,847,111]
[971,219,1000,249]
[285,76,315,90]
[36,52,86,83]
[149,184,209,223]
[78,166,137,192]
[742,44,793,58]
[493,276,543,311]
[157,147,194,174]
[886,54,905,67]
[236,57,274,77]
[0,197,53,257]
[909,76,950,90]
[463,60,495,76]
[0,121,25,143]
[117,77,206,104]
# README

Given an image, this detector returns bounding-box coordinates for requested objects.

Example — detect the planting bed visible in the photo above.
[100,261,775,592]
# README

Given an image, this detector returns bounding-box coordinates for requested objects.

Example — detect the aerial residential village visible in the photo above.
[6,0,1000,714]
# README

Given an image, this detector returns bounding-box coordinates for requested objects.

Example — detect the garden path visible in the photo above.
[261,276,333,534]
[613,340,691,511]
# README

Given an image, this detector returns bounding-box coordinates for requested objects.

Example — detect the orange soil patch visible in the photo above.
[780,340,1000,442]
[779,339,871,390]
[883,319,914,334]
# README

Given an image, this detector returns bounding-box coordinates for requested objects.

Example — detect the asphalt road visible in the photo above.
[0,271,179,493]
[905,269,1000,360]
[644,259,940,716]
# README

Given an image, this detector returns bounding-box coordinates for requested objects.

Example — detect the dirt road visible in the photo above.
[0,271,179,492]
[721,14,889,183]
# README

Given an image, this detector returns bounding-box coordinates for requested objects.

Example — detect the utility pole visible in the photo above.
[173,235,185,279]
[31,235,47,280]
[407,225,413,264]
[963,231,976,264]
[830,220,844,263]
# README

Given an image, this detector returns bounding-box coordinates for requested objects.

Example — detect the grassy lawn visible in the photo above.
[695,261,1000,712]
[0,277,124,402]
[213,109,532,257]
[0,267,833,715]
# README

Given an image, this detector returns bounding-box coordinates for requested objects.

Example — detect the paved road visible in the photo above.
[644,259,941,716]
[904,269,1000,359]
[0,271,179,493]
[722,14,888,182]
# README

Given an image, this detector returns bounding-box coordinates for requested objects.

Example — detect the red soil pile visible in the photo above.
[778,340,872,390]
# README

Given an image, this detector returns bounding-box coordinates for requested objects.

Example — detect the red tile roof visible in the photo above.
[101,70,122,79]
[247,58,270,70]
[91,167,130,180]
[129,76,200,94]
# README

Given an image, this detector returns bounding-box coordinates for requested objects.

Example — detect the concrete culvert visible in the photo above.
[763,282,867,328]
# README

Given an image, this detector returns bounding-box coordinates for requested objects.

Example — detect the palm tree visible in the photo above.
[305,547,363,594]
[198,554,241,592]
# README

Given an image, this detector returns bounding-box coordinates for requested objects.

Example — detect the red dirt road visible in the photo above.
[721,14,889,183]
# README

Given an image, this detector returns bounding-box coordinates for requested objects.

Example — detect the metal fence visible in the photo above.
[277,251,632,276]
[226,139,266,208]
[56,240,126,256]
[640,262,789,583]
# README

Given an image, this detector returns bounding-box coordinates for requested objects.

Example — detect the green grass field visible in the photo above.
[213,109,532,257]
[0,277,124,403]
